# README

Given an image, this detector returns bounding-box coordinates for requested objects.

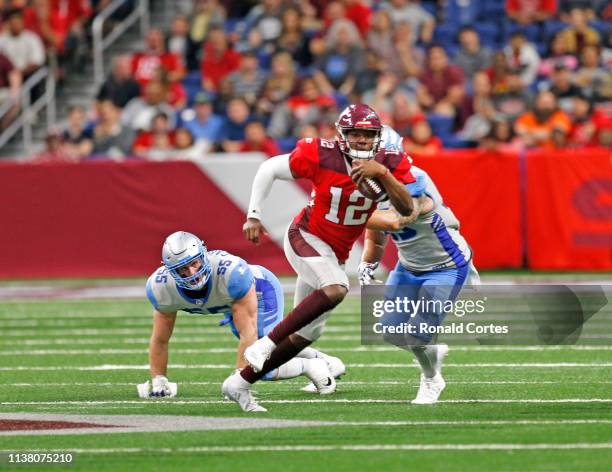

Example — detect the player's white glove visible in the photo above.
[358,261,379,286]
[151,375,172,397]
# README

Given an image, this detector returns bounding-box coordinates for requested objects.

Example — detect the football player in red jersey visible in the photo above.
[221,104,415,412]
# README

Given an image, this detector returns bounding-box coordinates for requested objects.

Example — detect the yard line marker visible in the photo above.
[0,335,363,345]
[2,362,611,372]
[2,345,611,355]
[1,443,612,453]
[7,380,612,387]
[0,325,360,336]
[1,399,611,406]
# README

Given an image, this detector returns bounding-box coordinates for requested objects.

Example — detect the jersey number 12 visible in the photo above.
[325,187,373,226]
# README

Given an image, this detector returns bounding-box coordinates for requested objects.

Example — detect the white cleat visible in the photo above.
[301,358,336,395]
[411,373,446,405]
[301,355,345,393]
[243,336,276,372]
[221,371,267,412]
[324,355,346,378]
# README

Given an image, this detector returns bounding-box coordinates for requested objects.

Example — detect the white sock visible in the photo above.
[296,347,321,359]
[272,358,306,380]
[260,336,276,349]
[411,346,436,378]
[424,345,439,372]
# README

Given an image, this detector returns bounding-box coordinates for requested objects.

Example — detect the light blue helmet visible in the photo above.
[381,124,405,153]
[162,231,211,290]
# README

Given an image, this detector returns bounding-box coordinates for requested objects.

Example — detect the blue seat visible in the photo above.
[589,21,610,37]
[428,114,455,138]
[505,23,540,43]
[433,24,458,44]
[543,20,568,42]
[277,137,298,153]
[474,21,500,46]
[478,2,506,22]
[444,0,480,26]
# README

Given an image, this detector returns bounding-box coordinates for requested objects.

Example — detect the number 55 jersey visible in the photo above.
[289,137,415,263]
[145,250,283,328]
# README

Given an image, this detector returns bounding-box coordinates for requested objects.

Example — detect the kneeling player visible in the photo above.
[361,131,479,404]
[145,231,344,410]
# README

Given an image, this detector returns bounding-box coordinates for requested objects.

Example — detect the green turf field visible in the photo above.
[1,295,611,471]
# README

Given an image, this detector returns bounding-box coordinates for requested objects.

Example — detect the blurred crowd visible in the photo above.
[0,0,609,163]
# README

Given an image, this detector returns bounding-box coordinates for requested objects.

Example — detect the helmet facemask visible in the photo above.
[167,253,211,291]
[336,125,382,160]
[162,231,212,291]
[335,104,383,160]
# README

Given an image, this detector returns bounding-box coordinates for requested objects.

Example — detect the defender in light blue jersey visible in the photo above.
[359,126,480,405]
[145,231,344,410]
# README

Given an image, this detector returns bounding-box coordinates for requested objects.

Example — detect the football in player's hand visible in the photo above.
[355,176,388,202]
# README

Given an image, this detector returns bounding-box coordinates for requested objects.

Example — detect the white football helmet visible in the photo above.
[381,124,405,153]
[162,231,211,290]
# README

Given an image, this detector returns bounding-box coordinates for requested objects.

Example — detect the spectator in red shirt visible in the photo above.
[417,44,465,117]
[506,0,557,25]
[267,75,337,139]
[131,28,185,87]
[132,112,176,159]
[239,121,280,157]
[343,0,372,38]
[568,93,612,148]
[200,25,240,93]
[402,120,442,156]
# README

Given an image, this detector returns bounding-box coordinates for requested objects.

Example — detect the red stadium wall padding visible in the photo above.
[525,148,612,270]
[413,151,523,269]
[0,161,292,279]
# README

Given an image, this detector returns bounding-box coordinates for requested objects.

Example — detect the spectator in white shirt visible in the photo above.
[504,31,541,87]
[0,8,45,79]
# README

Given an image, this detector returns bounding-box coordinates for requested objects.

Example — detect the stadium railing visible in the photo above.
[93,0,151,87]
[0,67,56,152]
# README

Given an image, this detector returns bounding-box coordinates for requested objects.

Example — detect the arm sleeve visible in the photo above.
[407,172,427,197]
[227,259,255,300]
[145,278,159,311]
[247,154,294,220]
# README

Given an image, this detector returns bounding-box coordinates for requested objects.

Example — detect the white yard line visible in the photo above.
[1,399,611,406]
[0,335,363,345]
[1,345,611,355]
[3,362,612,372]
[1,362,611,372]
[1,443,612,454]
[6,380,612,388]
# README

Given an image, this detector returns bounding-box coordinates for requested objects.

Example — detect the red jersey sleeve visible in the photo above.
[393,155,416,184]
[380,149,415,185]
[289,138,320,180]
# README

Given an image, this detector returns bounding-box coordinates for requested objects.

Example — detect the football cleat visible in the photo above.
[243,336,276,372]
[221,371,267,413]
[302,358,336,395]
[301,355,345,393]
[411,373,446,405]
[324,355,346,378]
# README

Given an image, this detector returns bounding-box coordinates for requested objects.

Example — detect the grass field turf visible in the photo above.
[1,295,611,472]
